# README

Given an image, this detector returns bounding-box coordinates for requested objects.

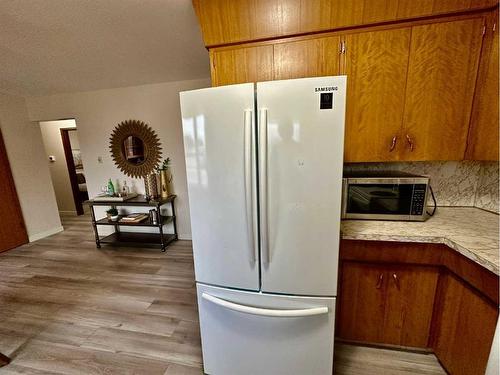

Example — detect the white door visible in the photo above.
[180,84,259,290]
[257,76,346,296]
[197,283,335,375]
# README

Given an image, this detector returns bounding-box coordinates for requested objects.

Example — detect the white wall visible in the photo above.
[39,119,77,213]
[0,92,62,241]
[26,78,211,239]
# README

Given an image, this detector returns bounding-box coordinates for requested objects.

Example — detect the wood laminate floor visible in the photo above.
[0,213,446,375]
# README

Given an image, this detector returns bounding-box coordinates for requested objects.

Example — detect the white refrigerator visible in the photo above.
[180,76,346,375]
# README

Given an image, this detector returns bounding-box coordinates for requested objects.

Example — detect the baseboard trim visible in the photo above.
[59,210,77,214]
[28,226,64,242]
[178,234,192,240]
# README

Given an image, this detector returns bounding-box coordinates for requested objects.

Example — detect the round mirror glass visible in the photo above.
[122,135,145,165]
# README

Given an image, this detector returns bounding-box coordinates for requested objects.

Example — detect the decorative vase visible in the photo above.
[144,173,158,198]
[160,169,170,198]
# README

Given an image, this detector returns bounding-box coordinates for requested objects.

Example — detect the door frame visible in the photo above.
[60,128,84,215]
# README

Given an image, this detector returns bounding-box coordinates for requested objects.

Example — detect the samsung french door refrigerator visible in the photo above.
[180,76,346,375]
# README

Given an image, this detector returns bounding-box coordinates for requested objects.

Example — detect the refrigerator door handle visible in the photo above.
[259,108,269,265]
[244,109,256,263]
[202,293,329,317]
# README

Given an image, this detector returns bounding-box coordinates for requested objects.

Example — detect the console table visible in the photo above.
[86,195,178,252]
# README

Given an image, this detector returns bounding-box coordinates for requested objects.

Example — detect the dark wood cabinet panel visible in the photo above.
[0,128,28,252]
[338,261,438,347]
[431,272,498,375]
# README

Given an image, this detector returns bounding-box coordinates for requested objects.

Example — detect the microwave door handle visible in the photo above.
[244,109,256,264]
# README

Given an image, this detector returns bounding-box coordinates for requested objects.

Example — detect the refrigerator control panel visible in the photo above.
[320,92,333,109]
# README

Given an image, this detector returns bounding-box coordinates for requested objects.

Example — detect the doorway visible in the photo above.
[39,120,88,216]
[61,128,87,215]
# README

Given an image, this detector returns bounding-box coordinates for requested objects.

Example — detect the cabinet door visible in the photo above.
[384,266,438,348]
[338,262,387,343]
[342,27,411,162]
[432,272,498,375]
[401,18,484,160]
[338,262,438,347]
[210,45,273,86]
[273,36,341,80]
[467,11,499,161]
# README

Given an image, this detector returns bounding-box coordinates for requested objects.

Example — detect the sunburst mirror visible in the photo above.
[109,120,162,178]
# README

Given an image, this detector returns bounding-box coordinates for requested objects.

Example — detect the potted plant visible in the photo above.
[106,208,119,221]
[157,158,173,199]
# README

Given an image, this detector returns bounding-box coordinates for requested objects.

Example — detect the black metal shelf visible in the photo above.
[85,195,176,207]
[95,215,174,227]
[99,232,177,249]
[86,195,178,252]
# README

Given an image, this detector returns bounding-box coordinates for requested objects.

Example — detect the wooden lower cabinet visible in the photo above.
[431,272,498,375]
[338,240,500,375]
[338,261,438,347]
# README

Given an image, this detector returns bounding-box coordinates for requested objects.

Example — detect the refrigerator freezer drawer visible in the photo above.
[197,283,335,375]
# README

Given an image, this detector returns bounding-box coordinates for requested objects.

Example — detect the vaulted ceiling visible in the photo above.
[0,0,210,96]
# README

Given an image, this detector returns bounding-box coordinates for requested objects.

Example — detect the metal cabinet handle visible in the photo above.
[376,273,384,289]
[202,293,329,317]
[406,134,414,152]
[392,273,400,290]
[389,135,397,152]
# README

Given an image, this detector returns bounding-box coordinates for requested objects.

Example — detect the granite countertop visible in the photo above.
[341,207,499,275]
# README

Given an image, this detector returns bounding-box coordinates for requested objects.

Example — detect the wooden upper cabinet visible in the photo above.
[342,27,411,162]
[210,45,273,86]
[193,0,300,46]
[273,36,341,80]
[401,18,484,160]
[193,0,497,46]
[466,11,499,160]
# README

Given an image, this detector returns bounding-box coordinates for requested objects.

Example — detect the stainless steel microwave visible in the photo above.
[341,172,430,221]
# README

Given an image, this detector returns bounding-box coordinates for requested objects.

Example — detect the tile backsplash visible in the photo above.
[344,161,499,214]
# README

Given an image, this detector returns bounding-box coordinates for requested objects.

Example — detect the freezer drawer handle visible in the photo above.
[202,293,329,317]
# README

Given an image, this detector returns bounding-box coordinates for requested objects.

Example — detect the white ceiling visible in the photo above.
[0,0,210,97]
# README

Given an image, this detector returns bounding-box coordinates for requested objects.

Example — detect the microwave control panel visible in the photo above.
[411,184,427,215]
